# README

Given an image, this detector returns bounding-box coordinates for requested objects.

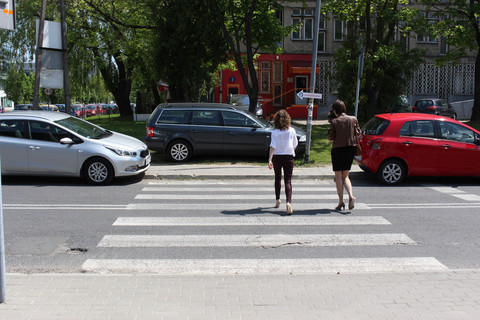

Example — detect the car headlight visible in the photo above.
[105,146,137,156]
[299,135,306,142]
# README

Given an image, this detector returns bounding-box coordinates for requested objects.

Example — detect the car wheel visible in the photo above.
[83,157,114,185]
[167,140,192,162]
[377,159,406,185]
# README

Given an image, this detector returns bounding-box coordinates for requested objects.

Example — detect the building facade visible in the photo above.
[215,1,476,119]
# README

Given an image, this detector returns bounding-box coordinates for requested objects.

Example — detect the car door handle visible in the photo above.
[442,144,451,148]
[403,141,413,145]
[29,146,40,150]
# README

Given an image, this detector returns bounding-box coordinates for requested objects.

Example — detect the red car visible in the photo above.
[85,104,98,117]
[357,113,480,185]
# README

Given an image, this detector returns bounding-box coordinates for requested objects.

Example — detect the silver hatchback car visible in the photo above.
[0,111,150,185]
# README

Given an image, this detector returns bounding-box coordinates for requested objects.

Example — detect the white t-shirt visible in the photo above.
[270,127,298,156]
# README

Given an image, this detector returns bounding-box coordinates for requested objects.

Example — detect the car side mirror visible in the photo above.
[60,137,74,144]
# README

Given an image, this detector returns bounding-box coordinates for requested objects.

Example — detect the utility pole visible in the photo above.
[60,0,71,115]
[33,0,47,109]
[304,0,321,163]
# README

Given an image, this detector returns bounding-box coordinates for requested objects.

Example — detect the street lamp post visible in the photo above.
[304,0,322,163]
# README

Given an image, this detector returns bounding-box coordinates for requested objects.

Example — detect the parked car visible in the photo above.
[412,98,457,119]
[56,104,66,112]
[71,104,86,118]
[145,103,306,162]
[39,104,59,112]
[0,111,150,185]
[226,94,264,118]
[356,113,480,185]
[85,104,98,117]
[0,106,5,113]
[14,104,34,111]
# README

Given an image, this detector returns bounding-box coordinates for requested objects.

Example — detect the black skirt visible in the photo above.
[331,146,355,172]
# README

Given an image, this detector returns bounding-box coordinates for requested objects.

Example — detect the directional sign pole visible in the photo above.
[305,0,322,163]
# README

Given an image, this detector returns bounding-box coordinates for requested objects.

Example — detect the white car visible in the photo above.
[0,111,150,185]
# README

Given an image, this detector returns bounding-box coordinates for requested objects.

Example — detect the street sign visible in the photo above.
[296,90,322,100]
[44,88,53,96]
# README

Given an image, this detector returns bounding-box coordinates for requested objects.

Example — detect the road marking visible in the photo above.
[126,202,371,210]
[148,181,332,186]
[450,194,480,201]
[429,186,480,201]
[366,203,480,209]
[113,216,391,226]
[429,187,466,194]
[142,186,337,192]
[82,257,447,274]
[135,194,339,200]
[2,204,127,210]
[97,233,415,247]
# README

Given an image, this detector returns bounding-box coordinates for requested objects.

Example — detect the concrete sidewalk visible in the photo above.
[144,163,364,180]
[1,271,479,320]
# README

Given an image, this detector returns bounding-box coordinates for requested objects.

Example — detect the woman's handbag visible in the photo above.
[355,143,362,156]
[354,120,362,156]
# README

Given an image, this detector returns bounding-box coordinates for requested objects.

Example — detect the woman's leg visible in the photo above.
[334,171,344,205]
[342,170,354,200]
[283,156,294,204]
[272,156,282,201]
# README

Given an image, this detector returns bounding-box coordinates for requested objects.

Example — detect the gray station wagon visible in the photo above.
[145,103,306,162]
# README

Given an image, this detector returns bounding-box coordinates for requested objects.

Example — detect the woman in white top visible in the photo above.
[268,110,298,214]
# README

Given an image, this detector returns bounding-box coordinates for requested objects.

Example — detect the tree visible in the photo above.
[417,0,480,123]
[5,65,34,104]
[323,0,424,118]
[150,0,229,102]
[209,0,295,114]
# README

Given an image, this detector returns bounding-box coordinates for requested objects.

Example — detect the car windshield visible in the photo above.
[55,116,112,139]
[363,117,390,135]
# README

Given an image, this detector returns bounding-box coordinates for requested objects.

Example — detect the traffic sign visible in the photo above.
[296,90,322,100]
[44,88,53,96]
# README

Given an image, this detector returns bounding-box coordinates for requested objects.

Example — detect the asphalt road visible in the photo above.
[1,174,480,274]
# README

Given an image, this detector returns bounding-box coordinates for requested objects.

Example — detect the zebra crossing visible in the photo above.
[82,180,448,274]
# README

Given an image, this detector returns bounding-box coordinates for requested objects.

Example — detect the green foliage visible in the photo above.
[323,0,424,119]
[151,0,229,102]
[5,65,34,104]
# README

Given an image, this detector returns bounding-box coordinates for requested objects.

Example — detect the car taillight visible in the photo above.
[371,138,382,150]
[426,106,436,111]
[146,127,154,137]
[411,106,416,112]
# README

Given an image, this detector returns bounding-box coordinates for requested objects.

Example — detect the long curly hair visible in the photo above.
[273,109,291,130]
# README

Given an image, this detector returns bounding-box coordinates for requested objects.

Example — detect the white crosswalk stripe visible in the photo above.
[97,233,415,247]
[113,216,391,226]
[429,186,480,201]
[83,257,447,274]
[83,181,447,274]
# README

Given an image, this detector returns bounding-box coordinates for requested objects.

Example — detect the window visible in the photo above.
[334,19,344,41]
[438,121,477,144]
[30,121,79,143]
[273,62,282,83]
[304,18,313,40]
[400,120,435,138]
[0,120,25,139]
[158,110,191,124]
[192,111,220,126]
[417,12,438,43]
[222,111,256,127]
[318,32,326,52]
[291,9,314,40]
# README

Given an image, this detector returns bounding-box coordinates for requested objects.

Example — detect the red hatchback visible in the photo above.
[357,113,480,185]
